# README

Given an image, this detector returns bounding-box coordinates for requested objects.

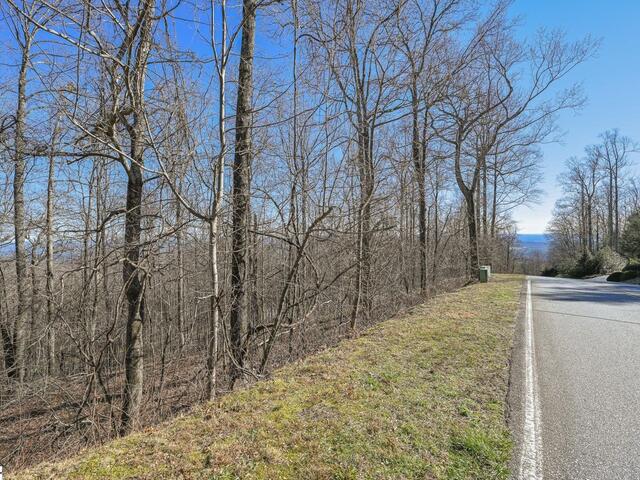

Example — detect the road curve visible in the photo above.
[513,275,640,479]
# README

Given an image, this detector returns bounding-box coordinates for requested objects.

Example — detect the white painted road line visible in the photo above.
[519,278,543,479]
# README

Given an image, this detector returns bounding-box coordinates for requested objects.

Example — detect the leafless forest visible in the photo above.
[0,0,595,469]
[548,129,640,275]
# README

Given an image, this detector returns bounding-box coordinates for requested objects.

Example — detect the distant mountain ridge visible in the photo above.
[517,233,550,255]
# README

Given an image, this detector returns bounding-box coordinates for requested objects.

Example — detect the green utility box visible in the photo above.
[479,266,490,283]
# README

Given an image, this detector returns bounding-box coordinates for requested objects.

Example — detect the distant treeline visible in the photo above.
[546,130,640,279]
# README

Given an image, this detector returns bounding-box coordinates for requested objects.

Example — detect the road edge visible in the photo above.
[507,277,542,479]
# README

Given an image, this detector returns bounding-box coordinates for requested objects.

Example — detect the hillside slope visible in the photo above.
[16,275,523,480]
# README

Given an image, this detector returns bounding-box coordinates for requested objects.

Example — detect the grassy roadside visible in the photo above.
[17,275,523,480]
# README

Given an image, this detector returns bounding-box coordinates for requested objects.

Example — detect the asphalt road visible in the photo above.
[517,275,640,479]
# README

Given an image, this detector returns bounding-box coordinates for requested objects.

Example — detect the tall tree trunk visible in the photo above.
[587,198,594,253]
[482,158,488,237]
[490,159,498,238]
[205,0,227,401]
[176,189,185,351]
[361,176,372,316]
[120,152,146,435]
[454,138,480,279]
[120,0,154,435]
[465,191,479,275]
[351,126,374,330]
[229,0,256,386]
[83,167,96,357]
[411,89,427,295]
[12,39,32,382]
[0,266,14,377]
[607,170,614,248]
[614,163,620,250]
[481,157,488,263]
[29,250,40,373]
[430,176,440,290]
[45,121,58,376]
[206,214,220,399]
[580,186,586,254]
[286,0,301,357]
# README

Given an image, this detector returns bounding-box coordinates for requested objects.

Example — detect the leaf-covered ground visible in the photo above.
[17,275,522,480]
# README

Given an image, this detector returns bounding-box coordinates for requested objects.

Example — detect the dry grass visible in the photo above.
[14,274,523,480]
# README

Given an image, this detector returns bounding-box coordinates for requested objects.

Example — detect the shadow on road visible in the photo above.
[532,278,640,306]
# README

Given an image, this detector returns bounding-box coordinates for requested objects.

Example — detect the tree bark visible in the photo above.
[465,191,480,275]
[45,123,58,375]
[411,89,427,295]
[229,0,256,386]
[120,0,154,435]
[176,188,185,351]
[205,0,227,401]
[0,266,14,377]
[614,162,620,250]
[350,127,374,330]
[454,137,481,278]
[120,152,146,435]
[11,39,32,382]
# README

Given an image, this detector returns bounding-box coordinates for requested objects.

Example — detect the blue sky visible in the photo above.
[510,0,640,233]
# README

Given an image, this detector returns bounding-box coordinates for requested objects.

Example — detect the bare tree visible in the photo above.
[597,130,635,250]
[3,0,42,382]
[229,0,257,385]
[439,21,593,276]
